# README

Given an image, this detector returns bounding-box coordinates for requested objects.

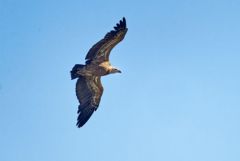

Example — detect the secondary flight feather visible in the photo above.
[70,17,128,128]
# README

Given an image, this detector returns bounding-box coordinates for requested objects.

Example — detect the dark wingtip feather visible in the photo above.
[113,17,127,31]
[122,17,126,26]
[119,20,123,26]
[103,17,127,39]
[76,107,95,128]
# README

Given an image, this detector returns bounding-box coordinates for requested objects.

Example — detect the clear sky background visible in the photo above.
[1,0,240,161]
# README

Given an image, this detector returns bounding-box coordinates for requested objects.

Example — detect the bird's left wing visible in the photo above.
[75,76,103,127]
[85,17,128,64]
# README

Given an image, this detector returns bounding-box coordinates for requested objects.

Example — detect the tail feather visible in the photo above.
[71,64,84,80]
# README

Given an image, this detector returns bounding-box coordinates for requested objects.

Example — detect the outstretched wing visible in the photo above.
[75,76,103,127]
[85,17,128,64]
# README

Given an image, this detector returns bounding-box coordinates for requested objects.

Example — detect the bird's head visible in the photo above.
[109,68,122,74]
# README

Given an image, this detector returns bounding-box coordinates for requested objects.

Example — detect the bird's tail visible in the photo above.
[70,64,85,80]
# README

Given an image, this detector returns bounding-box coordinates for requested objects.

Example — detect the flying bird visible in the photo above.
[70,17,128,128]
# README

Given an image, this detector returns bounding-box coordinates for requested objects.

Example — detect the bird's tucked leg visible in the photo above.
[71,64,85,79]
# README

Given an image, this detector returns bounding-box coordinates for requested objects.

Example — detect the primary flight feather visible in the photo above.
[70,17,128,128]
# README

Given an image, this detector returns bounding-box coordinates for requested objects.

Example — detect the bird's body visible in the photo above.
[70,18,128,128]
[72,61,116,77]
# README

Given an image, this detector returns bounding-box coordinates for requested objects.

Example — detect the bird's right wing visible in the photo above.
[75,76,103,127]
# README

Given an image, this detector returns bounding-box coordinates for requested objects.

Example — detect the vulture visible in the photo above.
[70,17,128,128]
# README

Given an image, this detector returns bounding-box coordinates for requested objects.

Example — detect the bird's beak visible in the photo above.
[117,70,122,73]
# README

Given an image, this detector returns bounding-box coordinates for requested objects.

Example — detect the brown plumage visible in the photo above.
[70,17,128,128]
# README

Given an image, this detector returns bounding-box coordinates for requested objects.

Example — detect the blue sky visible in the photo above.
[1,0,240,161]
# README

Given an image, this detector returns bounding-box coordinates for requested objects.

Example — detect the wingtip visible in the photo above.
[103,17,128,40]
[114,17,127,31]
[76,106,95,128]
[122,17,126,28]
